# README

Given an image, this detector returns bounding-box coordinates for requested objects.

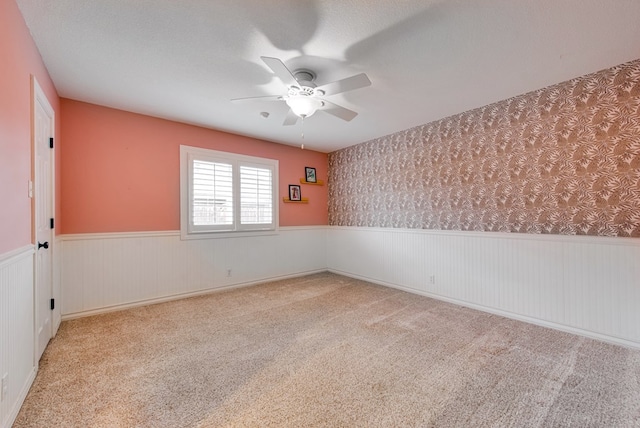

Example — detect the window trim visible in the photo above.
[180,145,279,240]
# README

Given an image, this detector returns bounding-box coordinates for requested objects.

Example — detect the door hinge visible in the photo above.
[50,218,55,229]
[50,298,55,310]
[49,137,54,149]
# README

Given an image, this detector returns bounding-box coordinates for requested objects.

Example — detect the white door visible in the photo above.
[33,78,55,361]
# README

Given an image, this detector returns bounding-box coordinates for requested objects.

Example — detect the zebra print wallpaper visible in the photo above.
[328,59,640,237]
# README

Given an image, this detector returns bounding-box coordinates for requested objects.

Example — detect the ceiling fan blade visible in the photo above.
[282,109,299,126]
[231,95,283,103]
[316,73,371,96]
[261,56,299,88]
[320,100,358,122]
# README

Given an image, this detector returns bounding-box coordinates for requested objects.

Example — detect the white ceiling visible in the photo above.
[16,0,640,153]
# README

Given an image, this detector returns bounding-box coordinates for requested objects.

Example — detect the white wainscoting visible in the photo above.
[0,245,36,428]
[326,227,640,349]
[60,227,327,319]
[52,236,62,334]
[55,225,640,348]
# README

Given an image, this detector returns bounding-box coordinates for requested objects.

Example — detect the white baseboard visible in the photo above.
[326,227,640,349]
[329,268,640,351]
[2,367,36,428]
[62,269,326,320]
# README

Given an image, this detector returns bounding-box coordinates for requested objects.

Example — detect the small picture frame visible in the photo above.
[289,184,302,201]
[305,167,317,183]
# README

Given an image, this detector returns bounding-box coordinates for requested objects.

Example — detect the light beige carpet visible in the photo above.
[14,272,640,427]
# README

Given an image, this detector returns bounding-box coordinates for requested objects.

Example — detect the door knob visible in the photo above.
[37,241,49,250]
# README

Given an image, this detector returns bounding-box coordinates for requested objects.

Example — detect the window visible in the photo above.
[181,145,278,238]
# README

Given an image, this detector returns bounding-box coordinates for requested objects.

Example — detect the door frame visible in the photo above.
[31,76,57,362]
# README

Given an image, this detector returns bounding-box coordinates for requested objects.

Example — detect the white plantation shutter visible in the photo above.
[240,165,273,225]
[192,160,233,226]
[181,146,278,237]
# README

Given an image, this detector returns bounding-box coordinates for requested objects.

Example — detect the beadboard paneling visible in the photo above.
[0,246,36,428]
[58,225,640,348]
[60,227,327,318]
[327,227,640,348]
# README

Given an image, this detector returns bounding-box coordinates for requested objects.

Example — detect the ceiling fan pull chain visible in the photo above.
[301,116,305,149]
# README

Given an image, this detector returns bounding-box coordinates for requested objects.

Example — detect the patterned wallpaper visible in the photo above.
[328,59,640,237]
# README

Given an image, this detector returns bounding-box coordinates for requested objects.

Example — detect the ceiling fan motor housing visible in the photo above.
[293,69,316,86]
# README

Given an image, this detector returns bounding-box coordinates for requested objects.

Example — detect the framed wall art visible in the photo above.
[289,184,302,201]
[305,167,317,183]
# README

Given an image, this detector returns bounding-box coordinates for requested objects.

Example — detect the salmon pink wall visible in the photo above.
[60,99,328,234]
[0,0,60,254]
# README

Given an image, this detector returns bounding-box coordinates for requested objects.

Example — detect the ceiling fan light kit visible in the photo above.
[232,56,371,126]
[285,91,325,118]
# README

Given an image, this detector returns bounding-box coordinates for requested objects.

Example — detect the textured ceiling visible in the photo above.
[15,0,640,153]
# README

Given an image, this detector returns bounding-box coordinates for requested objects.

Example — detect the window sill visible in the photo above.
[180,228,278,240]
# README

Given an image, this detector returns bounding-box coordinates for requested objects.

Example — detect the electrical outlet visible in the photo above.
[226,269,232,277]
[429,275,436,284]
[1,373,8,401]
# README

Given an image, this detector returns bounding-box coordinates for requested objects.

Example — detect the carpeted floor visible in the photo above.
[14,272,640,427]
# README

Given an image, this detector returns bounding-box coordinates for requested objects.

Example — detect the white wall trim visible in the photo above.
[328,225,640,247]
[329,268,640,350]
[0,245,34,267]
[61,269,326,321]
[52,236,62,335]
[278,225,329,232]
[58,226,328,241]
[59,230,181,241]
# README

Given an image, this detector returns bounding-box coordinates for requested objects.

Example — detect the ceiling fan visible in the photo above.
[232,56,371,125]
